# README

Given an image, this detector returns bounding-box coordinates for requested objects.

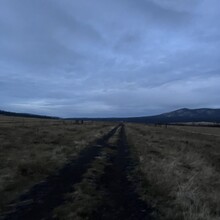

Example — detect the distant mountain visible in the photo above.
[120,108,220,124]
[0,110,59,119]
[2,108,220,123]
[67,108,220,124]
[147,108,220,123]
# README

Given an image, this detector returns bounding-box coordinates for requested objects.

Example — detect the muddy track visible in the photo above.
[1,125,120,220]
[2,124,153,220]
[92,125,153,220]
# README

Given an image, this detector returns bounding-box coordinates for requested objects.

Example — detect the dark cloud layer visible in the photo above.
[0,0,220,117]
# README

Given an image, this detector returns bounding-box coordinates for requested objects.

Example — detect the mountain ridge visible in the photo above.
[66,108,220,123]
[122,108,220,123]
[1,108,220,123]
[0,110,59,119]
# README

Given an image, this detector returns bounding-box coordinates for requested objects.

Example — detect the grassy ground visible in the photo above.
[2,118,220,219]
[0,116,114,213]
[52,125,152,220]
[172,125,220,137]
[126,123,220,220]
[52,127,120,220]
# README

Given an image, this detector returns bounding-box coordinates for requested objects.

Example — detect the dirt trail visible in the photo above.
[1,124,153,220]
[1,125,120,220]
[92,124,153,220]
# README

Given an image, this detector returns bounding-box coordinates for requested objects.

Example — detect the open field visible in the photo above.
[1,123,153,220]
[52,125,152,220]
[126,124,220,220]
[1,118,220,219]
[0,116,115,214]
[171,125,220,137]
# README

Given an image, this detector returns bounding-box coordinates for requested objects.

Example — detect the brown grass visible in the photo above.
[0,116,115,212]
[172,125,220,137]
[53,130,120,220]
[126,123,220,220]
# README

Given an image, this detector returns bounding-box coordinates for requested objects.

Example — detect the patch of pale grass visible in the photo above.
[126,123,220,220]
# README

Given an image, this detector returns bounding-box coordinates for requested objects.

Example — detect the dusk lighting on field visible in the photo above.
[1,1,220,219]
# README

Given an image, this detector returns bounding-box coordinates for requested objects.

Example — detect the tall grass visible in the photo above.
[0,117,114,213]
[126,124,220,220]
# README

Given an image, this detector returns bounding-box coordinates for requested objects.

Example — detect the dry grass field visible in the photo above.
[0,116,114,213]
[126,124,220,220]
[172,125,220,137]
[1,117,220,220]
[52,126,122,220]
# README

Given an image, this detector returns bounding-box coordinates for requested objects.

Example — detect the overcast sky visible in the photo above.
[0,0,220,117]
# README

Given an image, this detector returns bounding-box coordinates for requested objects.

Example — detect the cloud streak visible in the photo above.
[0,0,220,117]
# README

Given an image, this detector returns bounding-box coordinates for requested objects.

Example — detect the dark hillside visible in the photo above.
[0,110,58,119]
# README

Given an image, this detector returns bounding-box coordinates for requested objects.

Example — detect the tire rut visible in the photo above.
[1,125,120,220]
[93,124,153,220]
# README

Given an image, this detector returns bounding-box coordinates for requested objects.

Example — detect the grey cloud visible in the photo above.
[0,0,220,117]
[151,0,200,13]
[127,0,194,28]
[0,0,103,74]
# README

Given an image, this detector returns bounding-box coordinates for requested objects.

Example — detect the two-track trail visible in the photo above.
[92,124,153,220]
[1,124,153,220]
